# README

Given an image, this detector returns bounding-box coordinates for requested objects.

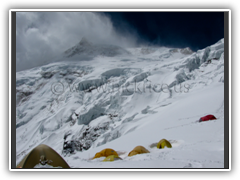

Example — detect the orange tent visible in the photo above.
[93,148,118,159]
[128,146,150,157]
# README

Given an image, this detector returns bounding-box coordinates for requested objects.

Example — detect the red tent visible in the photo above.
[199,115,217,122]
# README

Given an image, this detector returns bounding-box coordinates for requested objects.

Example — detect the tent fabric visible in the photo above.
[102,155,122,162]
[93,148,118,159]
[17,144,70,168]
[157,139,172,149]
[128,146,150,157]
[199,114,217,122]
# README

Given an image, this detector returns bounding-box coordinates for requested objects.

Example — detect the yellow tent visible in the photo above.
[157,139,172,149]
[102,155,122,162]
[17,144,70,168]
[93,148,118,159]
[128,146,150,157]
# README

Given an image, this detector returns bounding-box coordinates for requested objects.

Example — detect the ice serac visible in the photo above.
[168,69,190,89]
[177,38,224,72]
[78,106,105,125]
[78,79,106,91]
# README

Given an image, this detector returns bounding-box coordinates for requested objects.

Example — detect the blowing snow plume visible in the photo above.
[16,12,139,72]
[63,37,131,60]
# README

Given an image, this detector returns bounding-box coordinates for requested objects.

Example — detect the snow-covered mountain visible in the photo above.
[63,37,130,59]
[16,38,225,168]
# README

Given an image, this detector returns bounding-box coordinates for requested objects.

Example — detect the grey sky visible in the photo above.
[16,12,139,72]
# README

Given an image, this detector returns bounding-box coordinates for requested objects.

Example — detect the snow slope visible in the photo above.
[16,38,225,169]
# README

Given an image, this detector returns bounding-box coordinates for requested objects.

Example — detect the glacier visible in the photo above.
[16,38,225,169]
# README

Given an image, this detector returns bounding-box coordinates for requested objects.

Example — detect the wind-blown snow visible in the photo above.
[64,37,130,59]
[16,38,225,169]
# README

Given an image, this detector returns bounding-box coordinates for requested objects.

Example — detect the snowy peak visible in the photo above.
[169,47,193,55]
[64,37,130,58]
[78,37,92,46]
[64,37,93,58]
[180,47,194,55]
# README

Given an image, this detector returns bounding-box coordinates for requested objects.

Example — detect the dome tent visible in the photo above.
[17,144,70,168]
[157,139,172,149]
[199,114,217,122]
[128,146,150,157]
[102,155,122,162]
[93,148,118,159]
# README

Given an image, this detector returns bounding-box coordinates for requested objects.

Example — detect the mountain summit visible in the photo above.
[78,37,92,46]
[64,37,130,58]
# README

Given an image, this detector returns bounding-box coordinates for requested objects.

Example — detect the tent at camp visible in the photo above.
[157,139,172,149]
[128,146,150,157]
[102,155,122,162]
[17,144,70,168]
[199,114,217,122]
[93,148,118,159]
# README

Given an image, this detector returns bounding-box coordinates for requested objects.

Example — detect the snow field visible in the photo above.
[16,39,225,169]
